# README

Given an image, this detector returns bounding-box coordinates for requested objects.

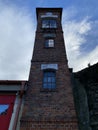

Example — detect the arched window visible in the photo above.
[43,70,56,89]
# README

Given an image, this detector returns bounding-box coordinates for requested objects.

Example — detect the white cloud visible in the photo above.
[0,3,35,80]
[63,17,91,61]
[72,45,98,71]
[63,8,98,72]
[0,3,98,80]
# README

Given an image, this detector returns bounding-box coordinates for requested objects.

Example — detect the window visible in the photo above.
[0,104,9,115]
[43,70,56,89]
[42,19,57,28]
[45,39,54,48]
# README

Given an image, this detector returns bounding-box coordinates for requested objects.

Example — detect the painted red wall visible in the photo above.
[0,95,16,130]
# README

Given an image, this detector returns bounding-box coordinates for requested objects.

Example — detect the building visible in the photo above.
[20,8,78,130]
[74,63,98,130]
[0,7,98,130]
[0,80,26,130]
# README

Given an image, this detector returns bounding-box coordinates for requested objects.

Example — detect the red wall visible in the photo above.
[0,95,16,130]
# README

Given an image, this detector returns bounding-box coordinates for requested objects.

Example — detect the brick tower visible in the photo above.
[20,8,78,130]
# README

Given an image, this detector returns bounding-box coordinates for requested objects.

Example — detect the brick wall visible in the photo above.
[20,120,78,130]
[20,62,78,129]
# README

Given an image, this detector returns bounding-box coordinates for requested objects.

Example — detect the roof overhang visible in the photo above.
[0,80,27,92]
[36,7,63,21]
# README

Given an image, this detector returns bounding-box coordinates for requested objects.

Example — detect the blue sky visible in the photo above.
[0,0,98,80]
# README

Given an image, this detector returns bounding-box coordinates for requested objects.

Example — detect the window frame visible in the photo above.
[44,38,55,48]
[42,19,57,29]
[42,69,56,91]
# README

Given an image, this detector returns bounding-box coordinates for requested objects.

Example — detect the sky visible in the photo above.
[0,0,98,80]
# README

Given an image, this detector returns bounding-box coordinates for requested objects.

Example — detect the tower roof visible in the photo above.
[36,7,63,20]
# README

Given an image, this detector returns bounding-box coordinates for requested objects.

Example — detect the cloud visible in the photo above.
[0,3,98,80]
[0,2,35,80]
[63,8,98,72]
[71,45,98,72]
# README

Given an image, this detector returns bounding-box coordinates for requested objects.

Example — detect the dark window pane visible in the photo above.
[43,71,56,89]
[43,83,47,88]
[47,83,51,88]
[51,77,56,82]
[44,72,48,76]
[45,39,54,48]
[47,77,51,82]
[42,19,57,28]
[50,20,57,28]
[43,77,47,82]
[45,41,49,47]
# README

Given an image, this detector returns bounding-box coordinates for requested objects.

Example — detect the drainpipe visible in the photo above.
[12,82,25,130]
